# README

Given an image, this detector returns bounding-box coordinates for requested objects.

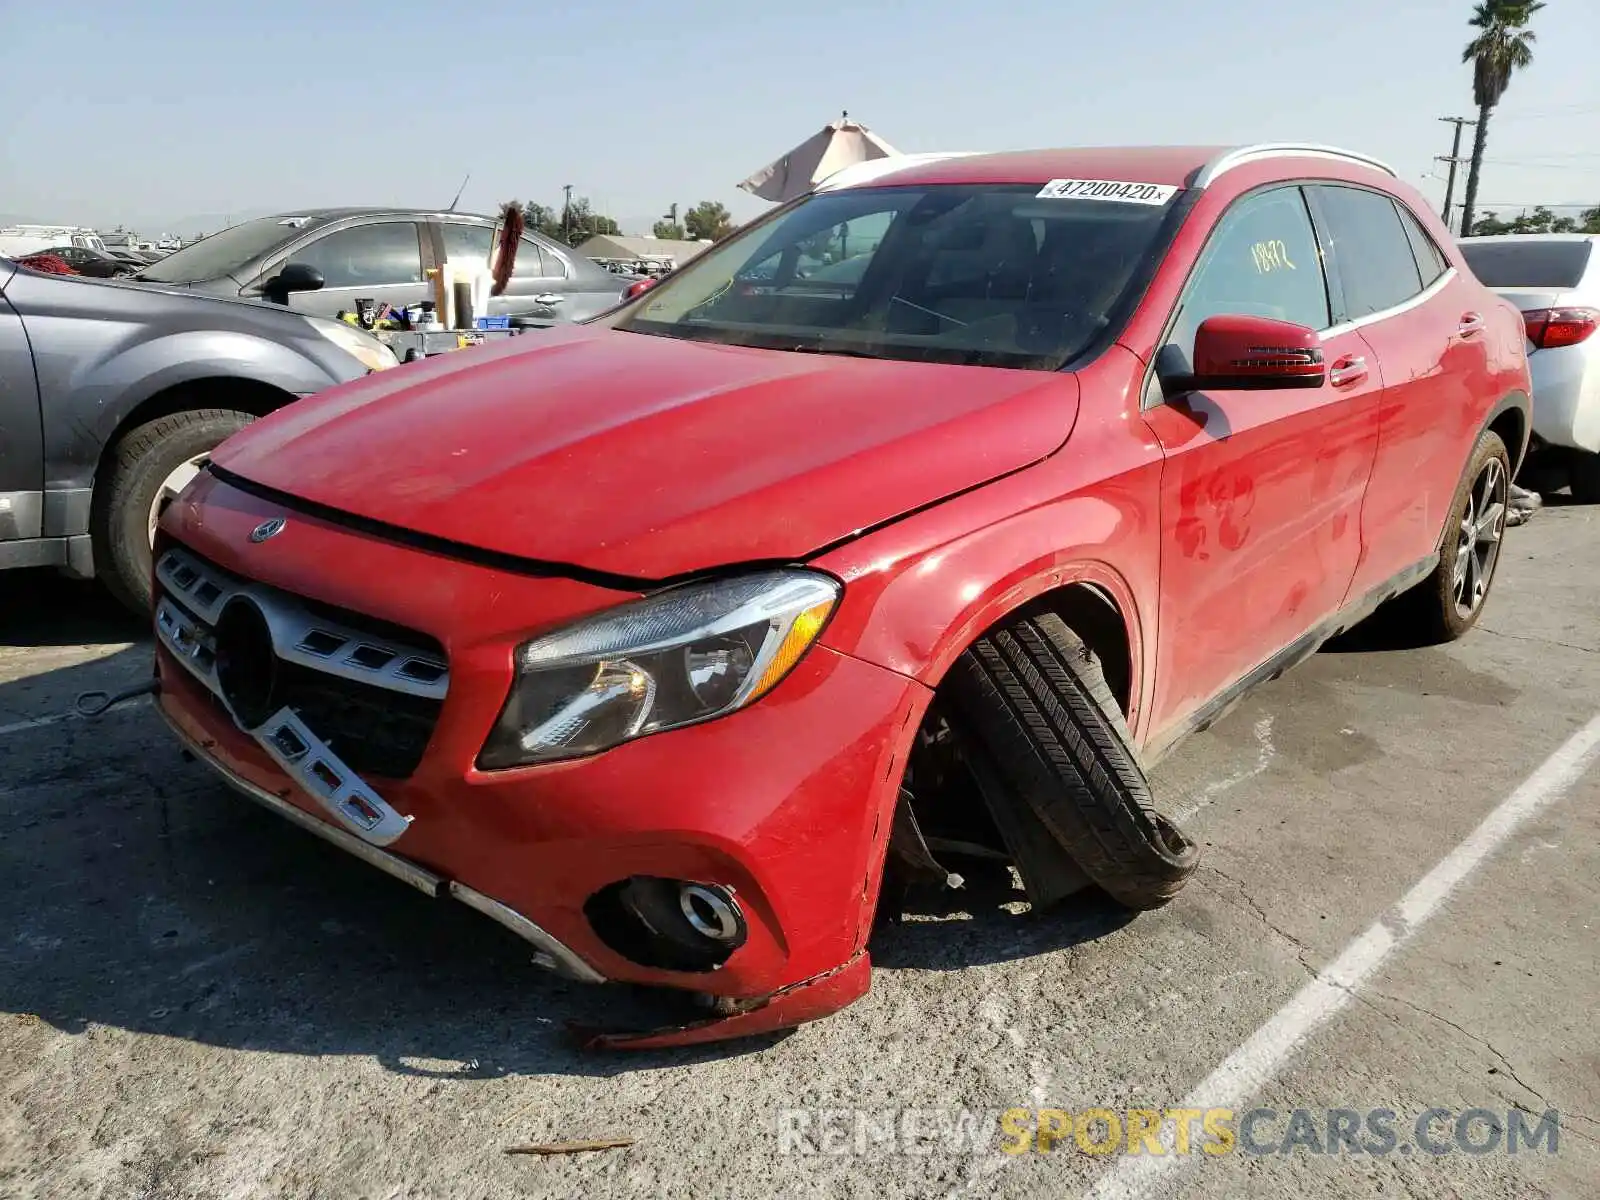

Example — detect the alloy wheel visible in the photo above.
[1452,457,1507,619]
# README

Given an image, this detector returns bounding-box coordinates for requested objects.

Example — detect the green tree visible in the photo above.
[1470,204,1587,235]
[519,198,619,246]
[654,203,686,241]
[684,200,734,242]
[556,196,620,246]
[521,202,562,241]
[1458,0,1544,237]
[1581,206,1600,234]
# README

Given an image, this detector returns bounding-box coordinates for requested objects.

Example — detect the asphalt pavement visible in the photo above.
[1,502,1596,1200]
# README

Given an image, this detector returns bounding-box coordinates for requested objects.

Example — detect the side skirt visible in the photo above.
[1142,554,1438,768]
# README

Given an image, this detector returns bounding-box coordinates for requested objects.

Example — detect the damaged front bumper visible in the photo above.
[152,474,931,1047]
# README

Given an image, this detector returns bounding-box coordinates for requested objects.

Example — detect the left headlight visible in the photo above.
[309,317,399,373]
[478,569,841,769]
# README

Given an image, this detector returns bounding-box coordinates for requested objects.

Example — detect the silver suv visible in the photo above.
[0,257,393,610]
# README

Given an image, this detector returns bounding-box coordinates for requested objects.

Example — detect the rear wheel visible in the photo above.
[1395,429,1510,643]
[91,408,255,613]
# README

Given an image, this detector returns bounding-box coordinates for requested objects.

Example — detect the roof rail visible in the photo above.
[1193,143,1397,188]
[814,152,983,193]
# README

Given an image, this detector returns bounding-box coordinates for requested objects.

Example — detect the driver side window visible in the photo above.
[1168,187,1331,355]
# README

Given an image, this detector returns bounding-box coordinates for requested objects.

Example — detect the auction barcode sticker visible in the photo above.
[1036,179,1178,205]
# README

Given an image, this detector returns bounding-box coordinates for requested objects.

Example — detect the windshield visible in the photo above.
[612,184,1180,370]
[1460,239,1593,289]
[136,216,310,283]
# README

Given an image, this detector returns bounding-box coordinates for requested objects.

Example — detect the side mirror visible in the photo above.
[260,261,326,305]
[1160,314,1326,397]
[623,277,657,301]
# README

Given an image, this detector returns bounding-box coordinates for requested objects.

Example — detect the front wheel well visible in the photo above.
[95,377,294,488]
[880,581,1143,920]
[1000,582,1134,720]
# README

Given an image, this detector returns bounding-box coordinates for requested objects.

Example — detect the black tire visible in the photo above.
[947,611,1198,910]
[1569,450,1600,504]
[91,408,255,613]
[1394,429,1511,644]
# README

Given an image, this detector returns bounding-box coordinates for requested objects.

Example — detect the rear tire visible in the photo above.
[91,408,255,613]
[1569,450,1600,504]
[1394,429,1511,644]
[947,611,1198,910]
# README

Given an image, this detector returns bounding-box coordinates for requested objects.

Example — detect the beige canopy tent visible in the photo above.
[738,113,900,204]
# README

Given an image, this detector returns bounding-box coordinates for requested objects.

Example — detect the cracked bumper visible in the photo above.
[154,474,931,1044]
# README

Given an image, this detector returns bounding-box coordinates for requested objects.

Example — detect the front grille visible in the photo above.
[155,544,448,780]
[273,660,440,777]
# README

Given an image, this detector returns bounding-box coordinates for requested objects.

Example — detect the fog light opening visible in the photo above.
[584,876,748,972]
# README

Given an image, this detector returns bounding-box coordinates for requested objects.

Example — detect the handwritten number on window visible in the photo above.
[1251,240,1297,274]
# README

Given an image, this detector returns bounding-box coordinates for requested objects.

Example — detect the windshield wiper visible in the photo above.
[781,342,885,360]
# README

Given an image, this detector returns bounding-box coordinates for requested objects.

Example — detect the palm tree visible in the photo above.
[1458,0,1543,237]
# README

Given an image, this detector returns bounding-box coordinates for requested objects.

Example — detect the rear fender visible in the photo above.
[1434,388,1531,556]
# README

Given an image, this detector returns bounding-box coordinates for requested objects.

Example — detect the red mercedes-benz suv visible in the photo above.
[152,144,1530,1047]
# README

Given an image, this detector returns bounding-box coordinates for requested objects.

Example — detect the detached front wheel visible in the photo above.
[946,611,1198,910]
[91,408,255,613]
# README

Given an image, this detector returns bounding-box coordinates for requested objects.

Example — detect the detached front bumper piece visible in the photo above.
[152,476,930,1048]
[158,707,603,983]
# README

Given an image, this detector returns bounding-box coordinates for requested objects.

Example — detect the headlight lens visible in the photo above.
[308,317,399,373]
[478,570,840,768]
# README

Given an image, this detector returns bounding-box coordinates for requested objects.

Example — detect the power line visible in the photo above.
[1479,151,1600,160]
[1477,158,1600,170]
[1492,103,1600,122]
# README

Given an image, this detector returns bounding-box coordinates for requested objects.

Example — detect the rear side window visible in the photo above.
[1459,240,1593,288]
[1396,204,1449,286]
[1168,185,1331,353]
[1313,186,1424,319]
[515,239,564,277]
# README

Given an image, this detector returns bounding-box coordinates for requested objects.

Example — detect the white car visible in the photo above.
[1459,234,1600,500]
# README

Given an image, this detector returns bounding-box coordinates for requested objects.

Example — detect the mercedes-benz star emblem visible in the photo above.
[249,517,287,543]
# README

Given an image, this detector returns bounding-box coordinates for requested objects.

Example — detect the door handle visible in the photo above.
[533,294,563,305]
[1457,312,1484,337]
[1329,355,1368,387]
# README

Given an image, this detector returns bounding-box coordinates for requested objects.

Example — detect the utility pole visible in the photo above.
[562,183,574,243]
[1437,117,1476,235]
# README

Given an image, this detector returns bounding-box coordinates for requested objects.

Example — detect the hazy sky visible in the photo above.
[2,0,1595,235]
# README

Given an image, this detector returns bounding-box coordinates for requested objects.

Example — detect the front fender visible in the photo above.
[45,330,350,488]
[80,330,342,442]
[814,404,1165,742]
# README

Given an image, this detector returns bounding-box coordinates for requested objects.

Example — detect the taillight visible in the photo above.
[1523,307,1599,350]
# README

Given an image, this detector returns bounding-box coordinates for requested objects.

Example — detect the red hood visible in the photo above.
[212,327,1079,580]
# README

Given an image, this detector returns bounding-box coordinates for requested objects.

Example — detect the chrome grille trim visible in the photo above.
[253,705,413,846]
[156,547,449,701]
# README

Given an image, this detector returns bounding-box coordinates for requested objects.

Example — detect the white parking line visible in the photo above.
[0,696,152,741]
[0,713,72,738]
[1082,711,1600,1200]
